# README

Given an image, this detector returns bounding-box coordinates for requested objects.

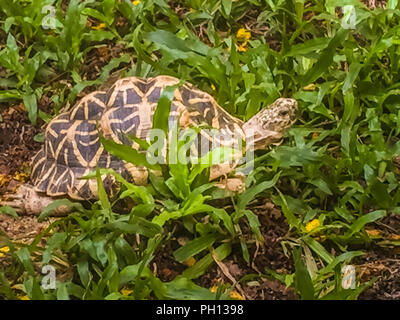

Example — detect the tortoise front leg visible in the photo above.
[214,174,246,195]
[210,162,246,195]
[1,184,70,216]
[211,163,246,195]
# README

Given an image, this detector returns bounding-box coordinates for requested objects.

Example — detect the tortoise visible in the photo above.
[2,75,297,215]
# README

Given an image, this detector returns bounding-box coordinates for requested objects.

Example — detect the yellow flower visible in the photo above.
[305,219,320,232]
[211,84,216,90]
[132,0,140,5]
[236,28,251,42]
[0,246,10,253]
[120,288,133,296]
[14,171,29,182]
[210,286,244,300]
[0,174,10,187]
[0,253,4,258]
[92,23,106,30]
[17,295,30,300]
[210,285,218,293]
[184,257,196,267]
[237,44,248,52]
[312,132,320,139]
[230,290,244,300]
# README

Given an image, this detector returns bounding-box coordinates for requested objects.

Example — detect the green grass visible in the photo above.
[1,0,400,300]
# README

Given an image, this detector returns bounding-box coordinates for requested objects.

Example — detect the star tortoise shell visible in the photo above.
[31,75,246,200]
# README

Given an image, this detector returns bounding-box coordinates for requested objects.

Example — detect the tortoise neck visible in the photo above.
[243,122,283,150]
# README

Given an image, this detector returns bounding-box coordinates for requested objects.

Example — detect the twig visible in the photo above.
[211,249,248,300]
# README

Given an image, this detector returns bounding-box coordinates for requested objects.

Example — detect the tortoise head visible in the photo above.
[242,97,298,150]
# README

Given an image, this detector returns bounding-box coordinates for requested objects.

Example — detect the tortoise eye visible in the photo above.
[279,110,289,117]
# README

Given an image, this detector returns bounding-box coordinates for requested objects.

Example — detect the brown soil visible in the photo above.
[0,105,41,190]
[356,214,400,299]
[357,246,400,300]
[0,214,54,243]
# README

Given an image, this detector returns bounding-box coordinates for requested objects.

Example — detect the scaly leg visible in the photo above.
[1,184,71,216]
[214,173,246,195]
[211,162,246,195]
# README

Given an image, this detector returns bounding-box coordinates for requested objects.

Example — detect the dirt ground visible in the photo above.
[0,104,41,193]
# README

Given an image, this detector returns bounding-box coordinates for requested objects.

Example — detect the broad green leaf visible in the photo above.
[80,239,99,262]
[38,199,83,222]
[188,146,238,183]
[293,247,315,300]
[106,218,162,238]
[96,167,111,215]
[22,92,38,125]
[318,251,364,275]
[302,29,349,85]
[0,90,22,101]
[302,235,334,264]
[83,30,116,42]
[0,272,16,299]
[388,0,398,9]
[42,232,68,264]
[152,82,182,134]
[77,257,91,288]
[147,30,191,53]
[222,0,232,15]
[30,278,45,300]
[243,210,263,243]
[286,38,331,57]
[343,62,362,93]
[65,283,85,299]
[347,210,387,237]
[16,248,34,276]
[81,8,108,23]
[309,178,332,195]
[0,34,23,74]
[321,279,375,300]
[236,172,281,214]
[57,282,70,300]
[100,133,160,170]
[0,206,18,218]
[114,237,137,265]
[152,210,182,226]
[173,233,219,262]
[334,207,355,223]
[164,276,230,300]
[93,239,108,266]
[274,190,300,230]
[210,208,235,236]
[129,203,155,218]
[182,243,231,279]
